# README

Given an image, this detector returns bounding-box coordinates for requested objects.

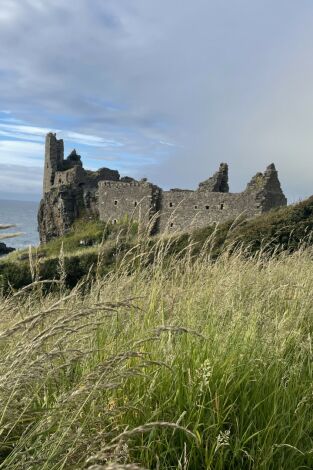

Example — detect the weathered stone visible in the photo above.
[39,133,120,242]
[198,163,229,192]
[38,133,288,243]
[120,176,136,183]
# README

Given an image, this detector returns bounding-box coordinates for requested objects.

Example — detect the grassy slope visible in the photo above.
[1,200,313,468]
[1,244,313,469]
[0,219,137,291]
[174,195,313,257]
[2,196,313,293]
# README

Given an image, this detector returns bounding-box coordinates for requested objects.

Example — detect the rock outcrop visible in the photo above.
[0,242,15,256]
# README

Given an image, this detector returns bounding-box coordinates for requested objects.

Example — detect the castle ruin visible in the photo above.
[38,132,287,243]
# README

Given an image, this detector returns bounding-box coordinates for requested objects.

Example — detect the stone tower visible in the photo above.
[43,132,64,193]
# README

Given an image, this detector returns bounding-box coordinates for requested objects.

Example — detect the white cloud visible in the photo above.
[0,122,125,147]
[0,0,20,23]
[0,140,43,167]
[63,131,123,148]
[0,164,42,198]
[0,1,313,199]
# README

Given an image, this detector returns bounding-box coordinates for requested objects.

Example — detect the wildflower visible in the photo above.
[196,359,213,390]
[215,429,231,453]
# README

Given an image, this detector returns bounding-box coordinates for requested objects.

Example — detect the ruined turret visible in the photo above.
[198,163,229,192]
[43,133,64,193]
[246,163,287,211]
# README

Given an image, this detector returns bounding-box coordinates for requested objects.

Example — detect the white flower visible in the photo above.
[196,359,213,389]
[215,429,231,453]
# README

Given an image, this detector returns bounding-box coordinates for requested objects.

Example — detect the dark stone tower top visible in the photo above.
[198,163,229,192]
[62,149,83,170]
[67,149,82,164]
[43,133,64,194]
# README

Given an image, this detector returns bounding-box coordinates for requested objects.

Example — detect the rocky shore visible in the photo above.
[0,242,15,256]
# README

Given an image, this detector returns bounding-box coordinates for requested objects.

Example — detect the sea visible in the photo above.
[0,199,39,250]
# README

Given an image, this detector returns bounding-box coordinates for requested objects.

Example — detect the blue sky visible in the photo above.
[1,0,313,201]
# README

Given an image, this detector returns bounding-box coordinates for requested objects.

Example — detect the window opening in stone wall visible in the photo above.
[114,200,118,206]
[134,201,138,207]
[220,203,224,210]
[205,205,209,210]
[170,223,174,227]
[194,205,198,209]
[169,202,173,207]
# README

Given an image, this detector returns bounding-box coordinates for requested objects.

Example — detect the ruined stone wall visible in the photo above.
[157,164,287,233]
[39,132,288,243]
[245,164,287,211]
[96,163,287,235]
[98,181,161,230]
[53,166,86,187]
[85,169,120,187]
[158,190,261,232]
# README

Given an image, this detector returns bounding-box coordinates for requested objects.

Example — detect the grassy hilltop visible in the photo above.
[1,199,313,468]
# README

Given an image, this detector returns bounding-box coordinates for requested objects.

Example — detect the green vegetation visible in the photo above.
[0,218,138,292]
[1,235,313,469]
[40,218,138,258]
[2,197,313,293]
[171,195,313,259]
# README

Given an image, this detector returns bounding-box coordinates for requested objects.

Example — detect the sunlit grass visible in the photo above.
[1,234,313,469]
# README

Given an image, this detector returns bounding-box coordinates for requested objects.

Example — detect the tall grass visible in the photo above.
[1,235,313,469]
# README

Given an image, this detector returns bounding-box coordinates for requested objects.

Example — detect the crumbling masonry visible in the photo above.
[38,132,287,243]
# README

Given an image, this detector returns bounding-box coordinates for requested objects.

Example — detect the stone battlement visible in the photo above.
[38,133,287,243]
[99,180,152,188]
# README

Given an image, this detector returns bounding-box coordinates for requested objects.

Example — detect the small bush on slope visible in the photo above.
[1,242,313,469]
